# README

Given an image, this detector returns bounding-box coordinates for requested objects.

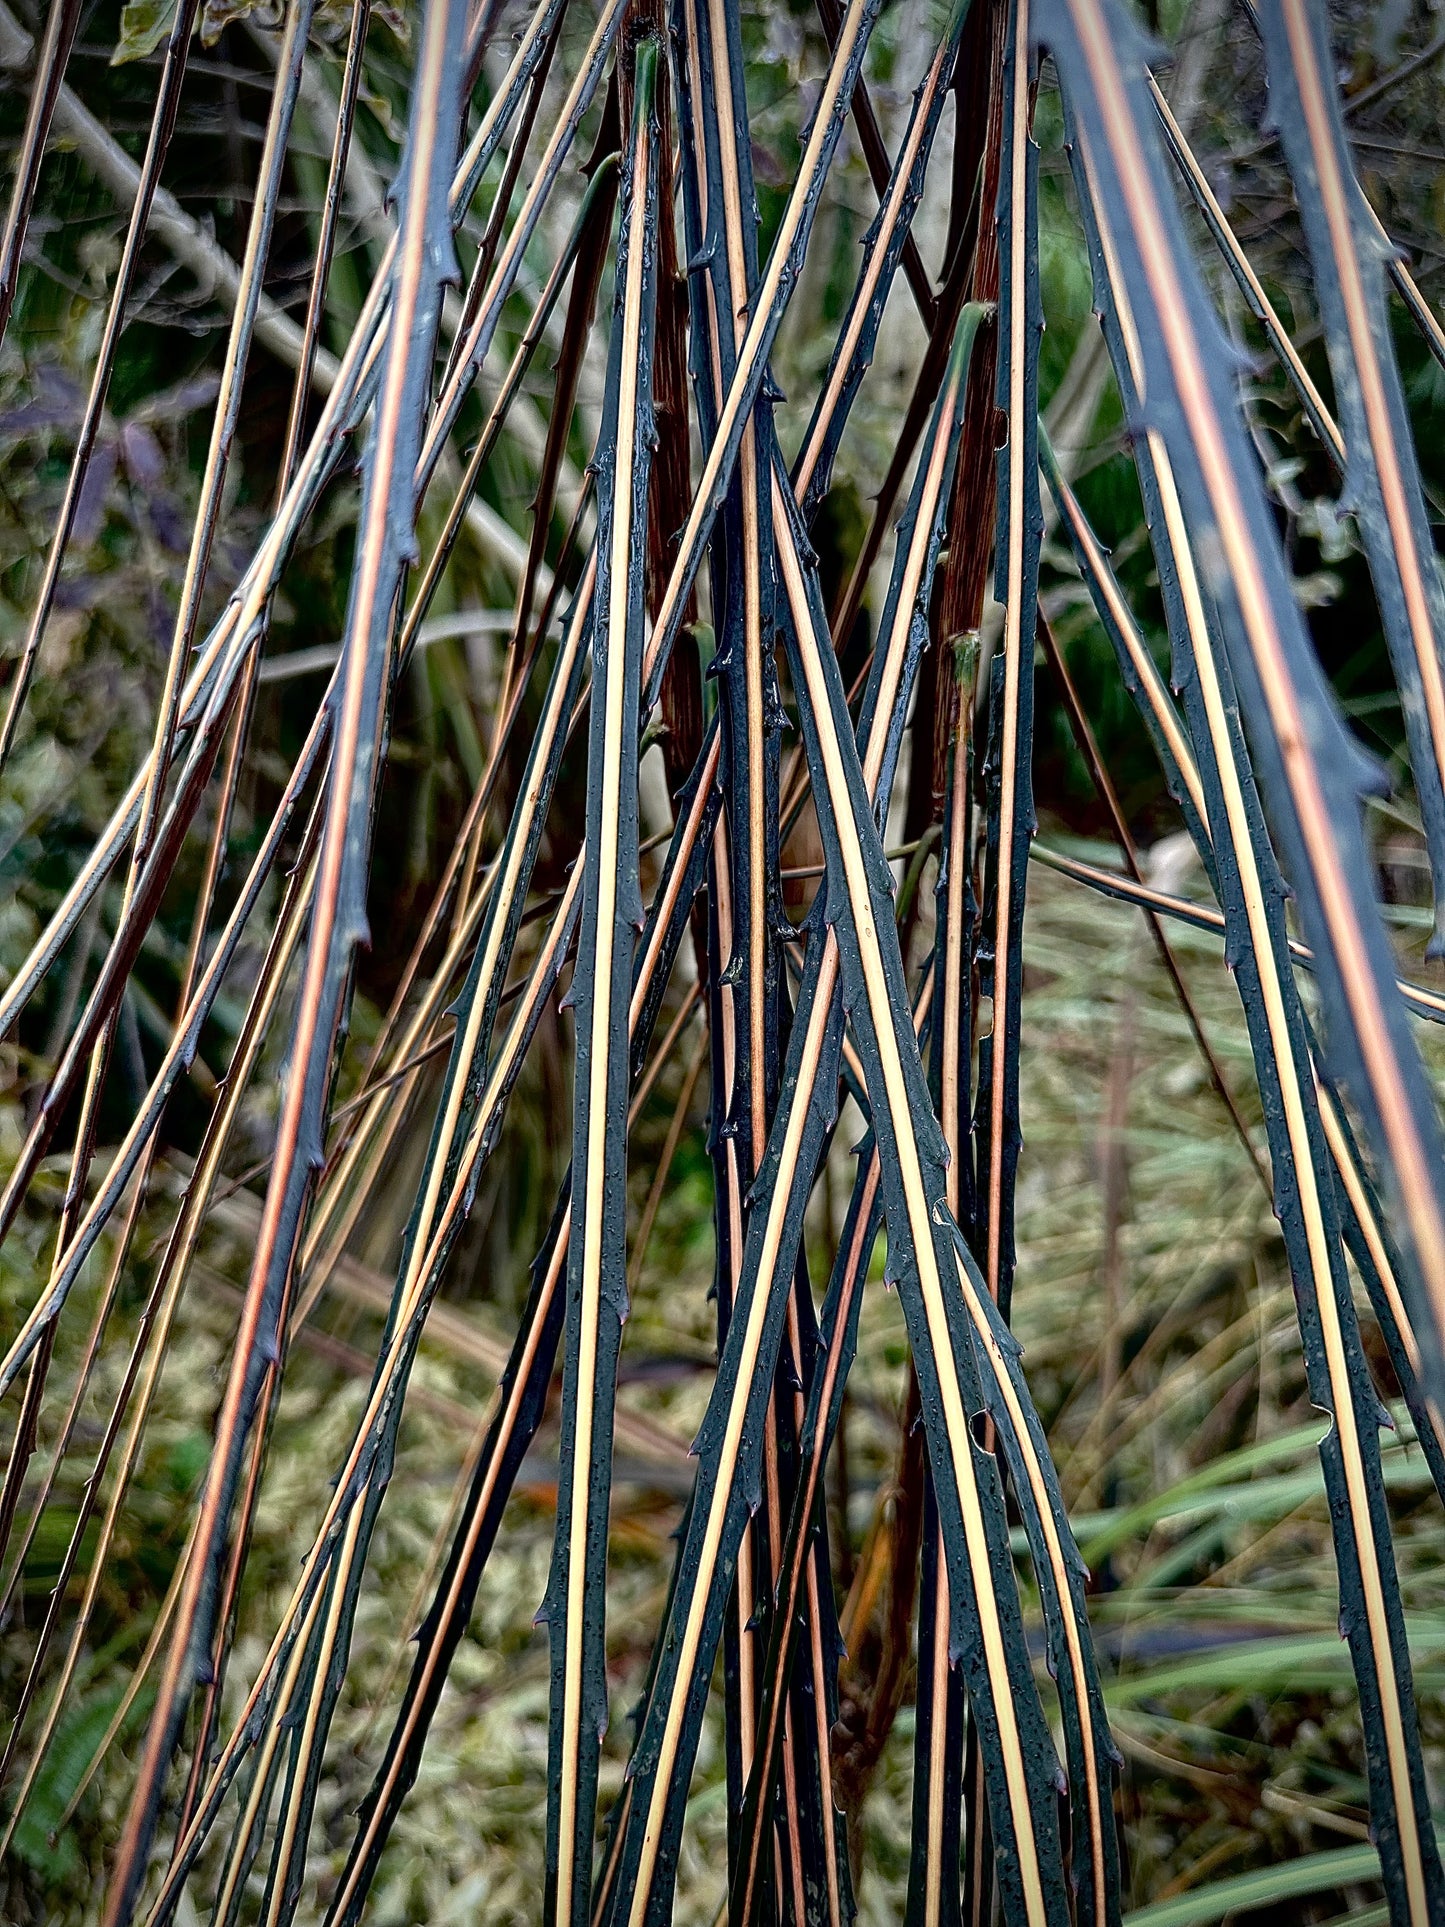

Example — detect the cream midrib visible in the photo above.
[556,105,651,1913]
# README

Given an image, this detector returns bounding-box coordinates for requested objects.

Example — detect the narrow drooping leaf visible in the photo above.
[150,839,588,1923]
[101,0,469,1909]
[1064,86,1445,1923]
[768,451,1076,1927]
[909,635,976,1927]
[732,295,982,1927]
[669,0,805,1888]
[799,248,1117,1927]
[325,744,720,1927]
[542,43,662,1924]
[974,0,1040,1318]
[908,1477,965,1927]
[205,570,601,1918]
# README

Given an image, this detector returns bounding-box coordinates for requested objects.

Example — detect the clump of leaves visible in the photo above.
[2,0,1445,1924]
